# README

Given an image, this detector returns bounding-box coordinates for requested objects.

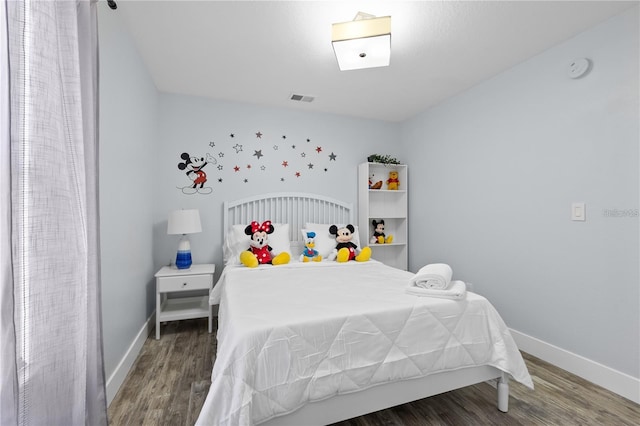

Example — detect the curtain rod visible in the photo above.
[108,0,117,10]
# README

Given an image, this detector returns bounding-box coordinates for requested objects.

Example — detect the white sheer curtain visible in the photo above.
[0,0,107,424]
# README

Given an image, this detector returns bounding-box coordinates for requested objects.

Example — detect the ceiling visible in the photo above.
[115,1,637,122]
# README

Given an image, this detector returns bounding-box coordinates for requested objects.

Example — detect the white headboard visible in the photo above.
[223,192,353,247]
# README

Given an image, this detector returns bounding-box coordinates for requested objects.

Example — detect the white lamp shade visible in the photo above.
[332,15,391,71]
[167,209,202,235]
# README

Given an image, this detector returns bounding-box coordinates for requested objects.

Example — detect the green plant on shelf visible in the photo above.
[367,154,400,165]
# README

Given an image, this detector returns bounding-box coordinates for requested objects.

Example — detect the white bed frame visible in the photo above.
[224,192,354,255]
[223,192,510,425]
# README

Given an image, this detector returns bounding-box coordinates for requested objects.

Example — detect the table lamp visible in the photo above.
[167,209,202,269]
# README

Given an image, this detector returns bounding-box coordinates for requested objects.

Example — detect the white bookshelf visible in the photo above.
[358,162,408,270]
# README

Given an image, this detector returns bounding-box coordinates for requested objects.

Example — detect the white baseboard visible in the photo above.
[105,312,155,406]
[510,328,640,404]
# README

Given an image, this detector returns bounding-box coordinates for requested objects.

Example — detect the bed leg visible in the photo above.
[497,373,509,412]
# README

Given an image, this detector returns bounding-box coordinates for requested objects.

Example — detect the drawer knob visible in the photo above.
[182,282,187,287]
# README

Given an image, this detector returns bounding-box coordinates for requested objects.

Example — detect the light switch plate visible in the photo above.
[571,202,586,221]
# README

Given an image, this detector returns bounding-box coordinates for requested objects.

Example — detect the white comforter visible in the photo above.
[197,261,533,425]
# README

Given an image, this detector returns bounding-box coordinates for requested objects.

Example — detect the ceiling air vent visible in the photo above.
[289,93,315,103]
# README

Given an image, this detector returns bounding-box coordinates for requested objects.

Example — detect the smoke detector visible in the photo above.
[568,58,591,79]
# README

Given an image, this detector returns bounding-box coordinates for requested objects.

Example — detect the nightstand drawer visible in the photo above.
[157,274,211,292]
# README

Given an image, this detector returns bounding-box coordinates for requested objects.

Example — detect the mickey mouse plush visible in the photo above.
[328,224,371,263]
[370,219,393,244]
[239,220,290,268]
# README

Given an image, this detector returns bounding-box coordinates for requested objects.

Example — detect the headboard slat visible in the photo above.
[224,192,353,244]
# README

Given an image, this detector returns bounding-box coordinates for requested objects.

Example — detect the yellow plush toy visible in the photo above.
[386,170,400,190]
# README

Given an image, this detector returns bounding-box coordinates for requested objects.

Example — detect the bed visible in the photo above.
[196,192,533,426]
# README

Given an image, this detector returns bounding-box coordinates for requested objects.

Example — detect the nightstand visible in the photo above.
[154,263,215,339]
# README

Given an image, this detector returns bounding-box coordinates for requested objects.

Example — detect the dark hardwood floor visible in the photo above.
[108,318,640,425]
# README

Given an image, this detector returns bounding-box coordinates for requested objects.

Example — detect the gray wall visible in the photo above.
[98,5,159,378]
[153,93,401,278]
[401,7,639,377]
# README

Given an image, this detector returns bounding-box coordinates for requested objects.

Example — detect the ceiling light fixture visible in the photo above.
[332,12,391,71]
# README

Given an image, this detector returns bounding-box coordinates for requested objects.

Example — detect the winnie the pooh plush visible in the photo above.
[386,170,400,190]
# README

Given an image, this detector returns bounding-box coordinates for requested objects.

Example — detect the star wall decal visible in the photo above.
[189,130,342,188]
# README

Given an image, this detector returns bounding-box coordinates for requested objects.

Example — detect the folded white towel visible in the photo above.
[409,263,453,290]
[405,280,467,300]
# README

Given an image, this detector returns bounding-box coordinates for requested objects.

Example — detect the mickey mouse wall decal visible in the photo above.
[177,152,216,195]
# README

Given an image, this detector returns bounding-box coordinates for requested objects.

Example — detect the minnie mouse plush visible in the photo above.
[328,224,371,263]
[240,220,290,268]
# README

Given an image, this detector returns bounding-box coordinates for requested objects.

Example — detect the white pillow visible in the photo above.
[224,222,291,265]
[304,223,362,258]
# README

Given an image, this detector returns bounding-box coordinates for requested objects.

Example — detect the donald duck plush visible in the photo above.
[300,231,322,262]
